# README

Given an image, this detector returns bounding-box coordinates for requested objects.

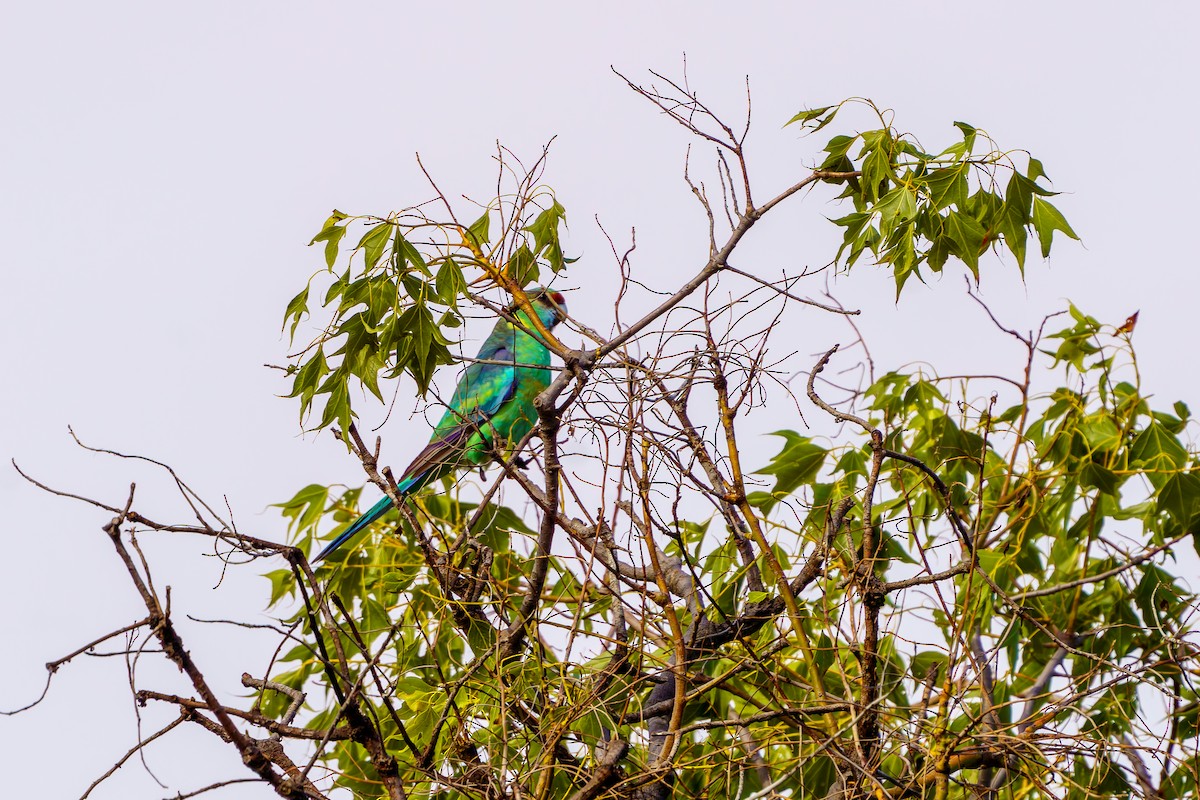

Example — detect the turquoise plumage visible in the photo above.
[313,289,567,562]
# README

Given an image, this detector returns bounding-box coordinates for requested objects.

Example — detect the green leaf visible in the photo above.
[1080,463,1120,496]
[282,285,310,339]
[1027,156,1049,183]
[524,200,568,273]
[831,211,875,266]
[945,211,986,278]
[1005,172,1036,220]
[910,650,947,681]
[323,268,348,306]
[286,348,329,422]
[754,431,827,510]
[860,136,893,202]
[318,377,354,434]
[874,185,917,236]
[526,201,565,249]
[953,120,977,150]
[823,134,856,159]
[1130,423,1188,471]
[998,201,1029,271]
[926,234,951,273]
[923,164,968,210]
[310,223,348,269]
[1078,414,1121,454]
[357,223,392,271]
[274,484,330,537]
[384,563,427,594]
[264,569,295,605]
[1158,472,1200,524]
[395,233,427,273]
[435,258,465,304]
[787,105,832,125]
[505,244,538,287]
[786,105,834,132]
[1031,197,1079,258]
[467,210,491,246]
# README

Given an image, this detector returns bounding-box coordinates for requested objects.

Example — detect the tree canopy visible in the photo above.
[13,73,1200,800]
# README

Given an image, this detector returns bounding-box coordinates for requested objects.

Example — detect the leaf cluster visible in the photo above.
[790,101,1078,294]
[257,105,1200,800]
[281,186,571,436]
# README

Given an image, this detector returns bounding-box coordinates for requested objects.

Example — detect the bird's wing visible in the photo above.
[442,343,519,427]
[395,344,519,491]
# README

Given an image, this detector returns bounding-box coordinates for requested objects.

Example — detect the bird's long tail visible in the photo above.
[312,495,397,563]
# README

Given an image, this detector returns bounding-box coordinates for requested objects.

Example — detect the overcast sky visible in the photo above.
[3,3,1198,797]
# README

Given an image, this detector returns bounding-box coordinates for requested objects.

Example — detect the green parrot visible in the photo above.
[313,288,568,562]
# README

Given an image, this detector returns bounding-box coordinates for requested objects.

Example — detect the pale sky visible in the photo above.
[3,3,1198,797]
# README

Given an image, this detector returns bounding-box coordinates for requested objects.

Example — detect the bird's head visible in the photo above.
[524,287,568,328]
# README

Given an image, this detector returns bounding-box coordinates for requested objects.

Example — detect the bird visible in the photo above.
[313,288,568,562]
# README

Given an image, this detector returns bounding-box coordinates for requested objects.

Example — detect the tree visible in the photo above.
[12,72,1200,800]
